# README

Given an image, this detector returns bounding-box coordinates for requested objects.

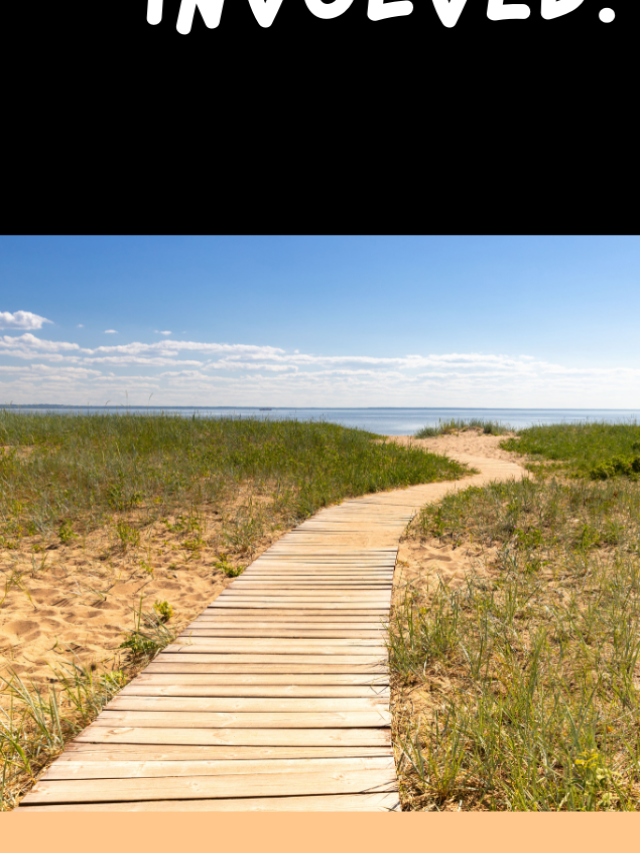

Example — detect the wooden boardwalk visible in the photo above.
[18,458,524,811]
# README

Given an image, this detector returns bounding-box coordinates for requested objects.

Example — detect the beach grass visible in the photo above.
[415,418,511,438]
[0,410,471,809]
[390,422,640,811]
[0,411,468,546]
[1,659,140,809]
[501,420,640,480]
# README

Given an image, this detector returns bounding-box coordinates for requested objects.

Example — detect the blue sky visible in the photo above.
[2,235,639,407]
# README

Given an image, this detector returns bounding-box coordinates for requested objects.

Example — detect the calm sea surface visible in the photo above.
[2,407,640,435]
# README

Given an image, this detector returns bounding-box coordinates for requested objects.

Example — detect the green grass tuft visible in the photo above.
[415,418,511,438]
[501,421,640,480]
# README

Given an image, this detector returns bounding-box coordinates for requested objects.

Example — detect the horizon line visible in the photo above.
[3,405,640,412]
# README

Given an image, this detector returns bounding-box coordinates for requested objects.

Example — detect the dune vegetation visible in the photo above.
[415,418,511,438]
[391,421,640,811]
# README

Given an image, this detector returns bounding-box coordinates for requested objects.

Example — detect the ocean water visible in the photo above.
[2,406,640,436]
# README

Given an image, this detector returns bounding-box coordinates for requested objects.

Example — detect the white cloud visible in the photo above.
[0,333,85,355]
[0,310,52,330]
[104,330,118,334]
[77,324,84,328]
[0,331,639,407]
[85,356,203,367]
[155,330,172,336]
[93,340,284,357]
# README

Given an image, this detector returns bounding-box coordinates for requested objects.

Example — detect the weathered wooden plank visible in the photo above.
[247,560,396,571]
[243,561,395,565]
[91,710,392,728]
[234,563,395,582]
[300,521,404,525]
[74,726,392,746]
[105,697,388,713]
[236,578,392,583]
[257,547,398,552]
[260,554,397,558]
[262,544,398,557]
[217,597,391,605]
[250,553,397,558]
[248,565,395,569]
[238,573,393,578]
[243,565,394,569]
[248,563,395,567]
[55,743,393,761]
[41,755,395,781]
[21,769,397,804]
[258,543,397,568]
[230,575,392,594]
[242,566,395,571]
[235,584,391,589]
[186,621,387,629]
[236,576,393,581]
[217,592,392,600]
[187,617,389,624]
[256,559,396,563]
[206,599,389,621]
[207,603,390,611]
[118,684,390,699]
[190,617,389,624]
[183,622,387,630]
[207,598,390,605]
[145,662,387,674]
[126,673,389,687]
[157,652,386,665]
[224,579,390,585]
[179,630,386,639]
[246,559,395,564]
[245,560,396,577]
[178,626,389,637]
[169,638,386,651]
[213,600,390,606]
[186,625,388,632]
[301,519,406,523]
[18,792,401,811]
[187,622,389,629]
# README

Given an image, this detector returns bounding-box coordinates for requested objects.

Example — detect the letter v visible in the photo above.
[431,0,468,27]
[247,0,286,26]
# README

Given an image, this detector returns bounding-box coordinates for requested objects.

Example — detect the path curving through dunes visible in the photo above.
[17,438,526,812]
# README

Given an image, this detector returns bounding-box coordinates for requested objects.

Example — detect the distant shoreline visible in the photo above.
[2,405,639,436]
[2,405,640,412]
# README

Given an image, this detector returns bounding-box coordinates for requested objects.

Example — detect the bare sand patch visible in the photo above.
[389,432,527,606]
[385,429,520,463]
[0,445,34,460]
[0,487,289,705]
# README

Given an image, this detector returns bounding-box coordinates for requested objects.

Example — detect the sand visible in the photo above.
[0,495,287,704]
[0,432,526,706]
[387,431,528,594]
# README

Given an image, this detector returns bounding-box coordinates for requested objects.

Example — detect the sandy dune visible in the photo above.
[0,432,525,705]
[0,502,285,703]
[387,431,528,593]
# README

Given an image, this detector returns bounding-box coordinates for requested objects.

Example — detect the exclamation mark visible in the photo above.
[147,0,163,24]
